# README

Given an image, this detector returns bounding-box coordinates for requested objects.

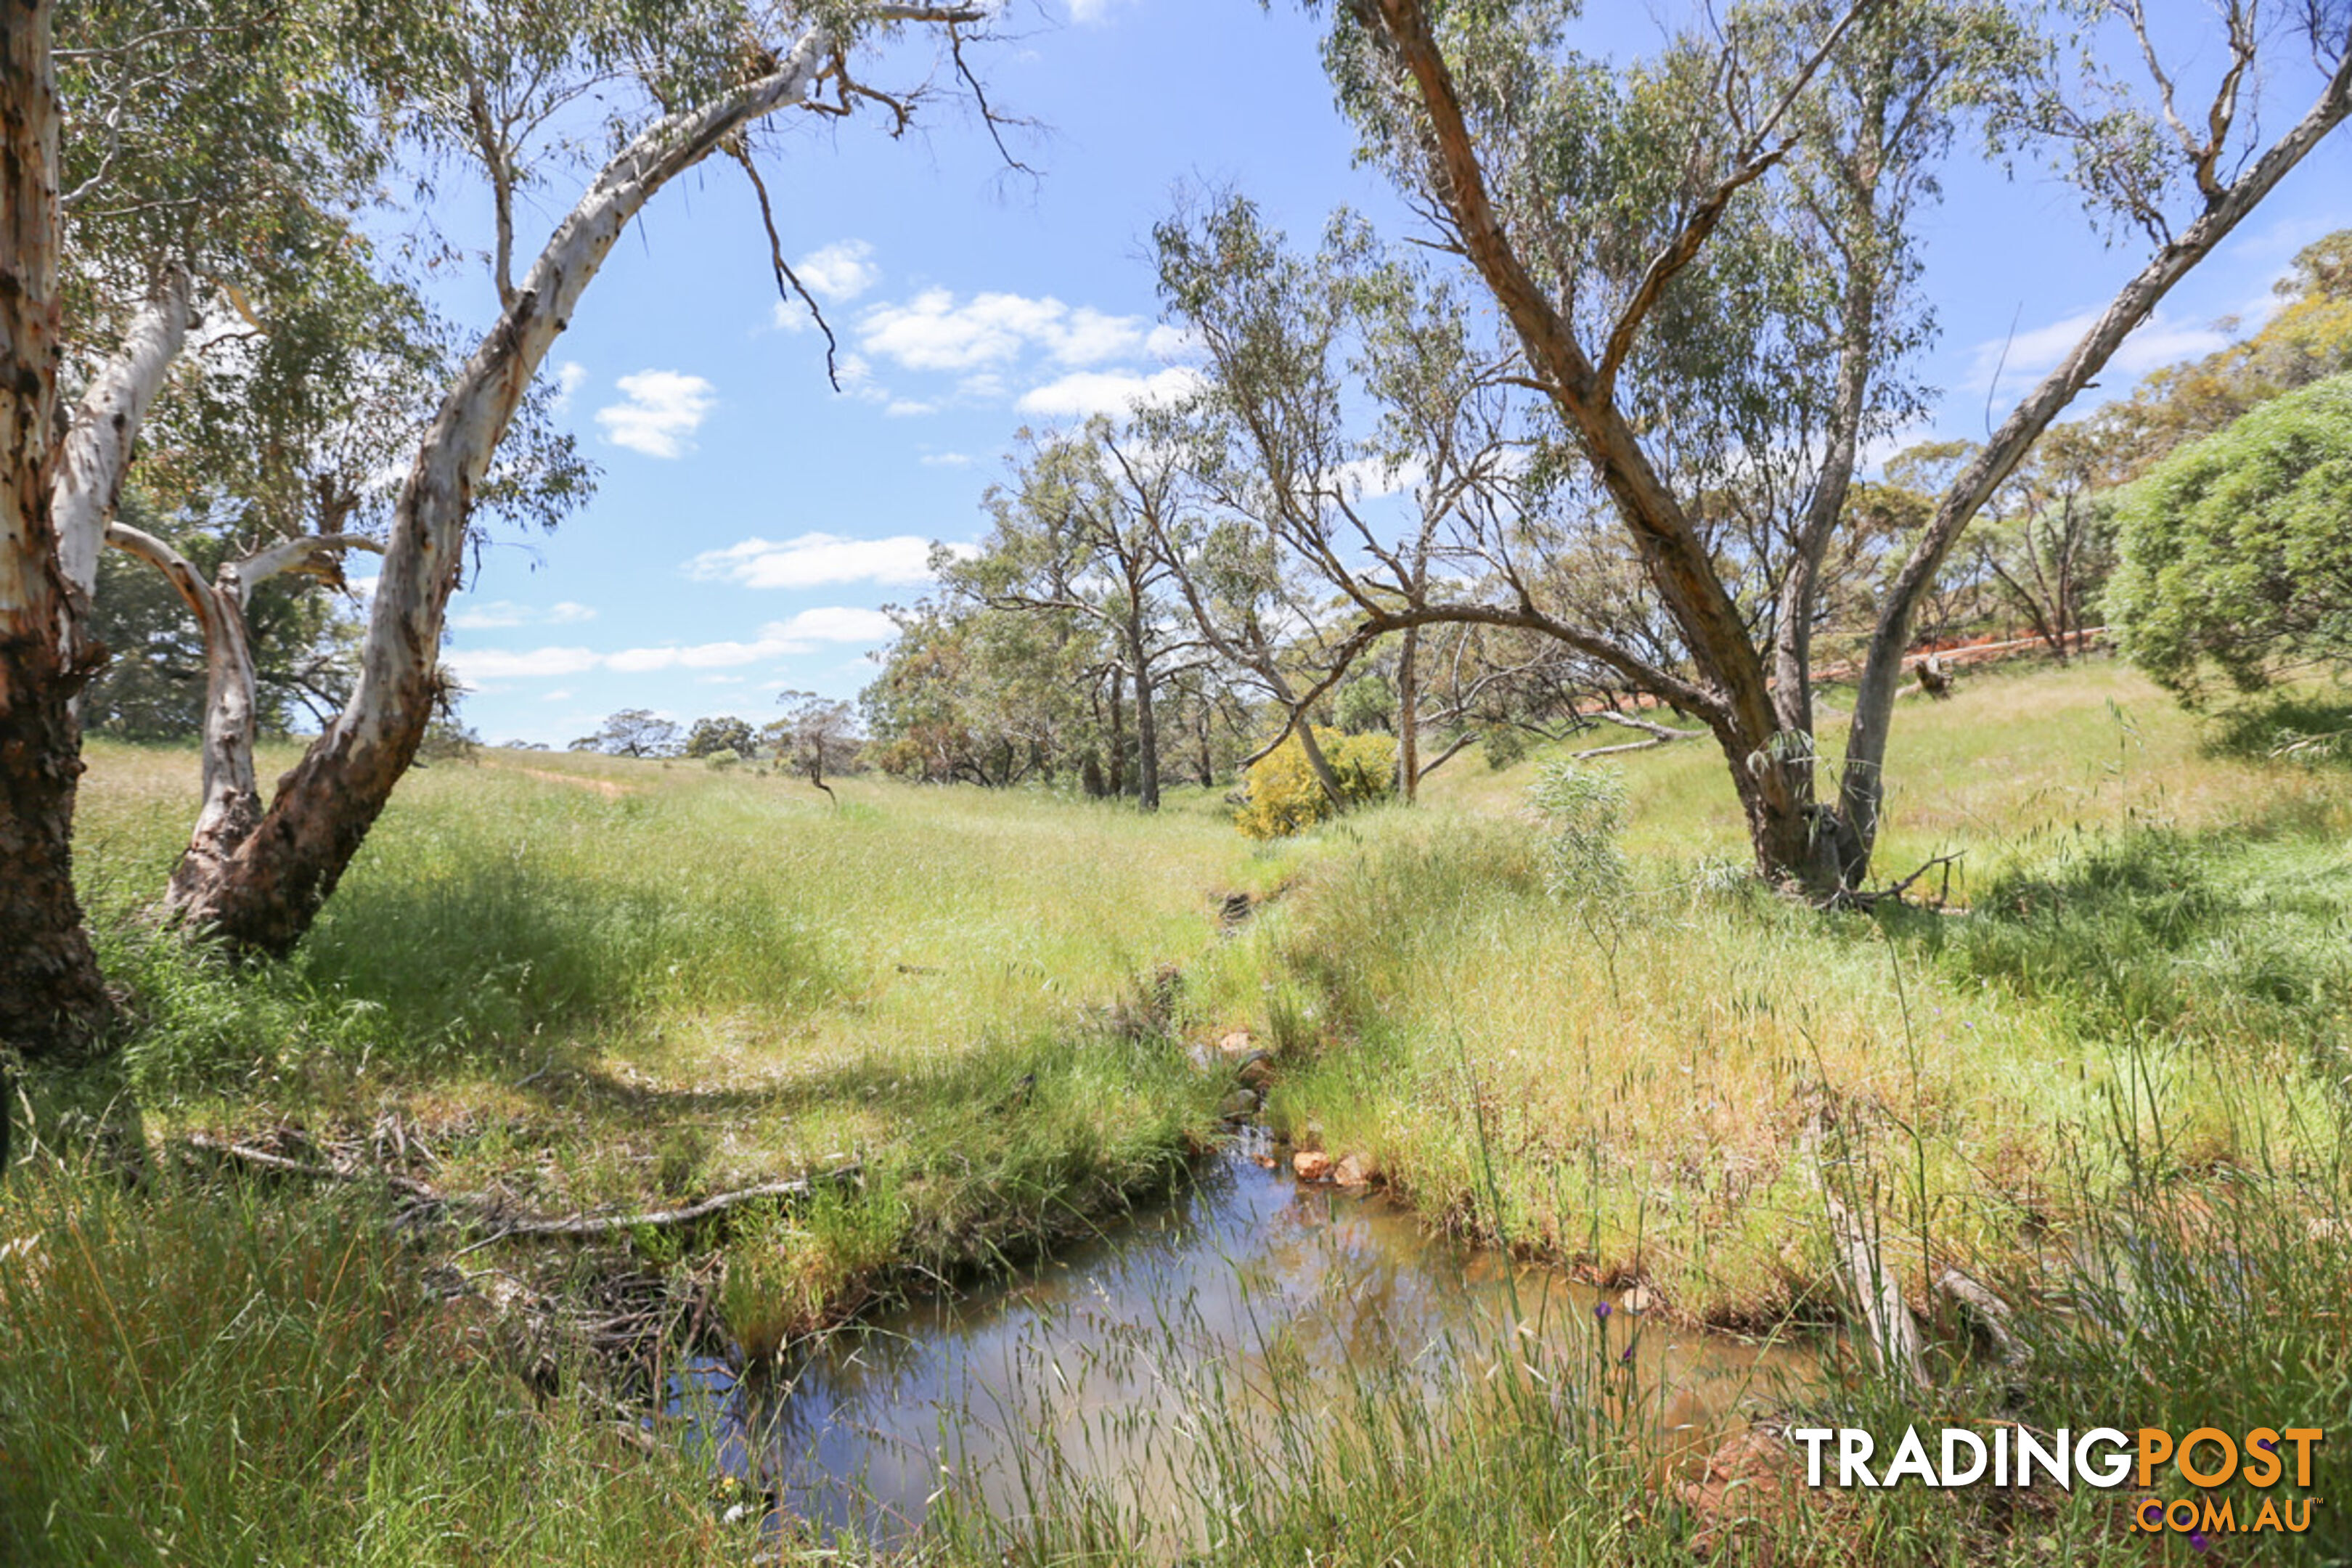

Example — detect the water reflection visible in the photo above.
[675,1138,1812,1548]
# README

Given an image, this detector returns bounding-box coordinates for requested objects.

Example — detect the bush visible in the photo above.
[1233,727,1395,839]
[2110,371,2352,702]
[1527,761,1630,899]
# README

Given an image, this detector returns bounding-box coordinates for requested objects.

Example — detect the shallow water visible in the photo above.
[679,1135,1814,1547]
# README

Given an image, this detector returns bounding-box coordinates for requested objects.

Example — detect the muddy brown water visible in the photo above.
[675,1133,1817,1548]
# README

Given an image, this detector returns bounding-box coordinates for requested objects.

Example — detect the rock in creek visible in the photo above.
[1333,1153,1374,1188]
[1292,1149,1334,1182]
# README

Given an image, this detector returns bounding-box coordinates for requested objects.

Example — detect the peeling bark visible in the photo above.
[171,27,844,953]
[0,0,109,1055]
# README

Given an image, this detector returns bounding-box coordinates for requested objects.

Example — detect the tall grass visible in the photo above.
[0,1169,742,1567]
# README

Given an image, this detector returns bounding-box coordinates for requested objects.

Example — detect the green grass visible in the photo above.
[8,656,2349,1564]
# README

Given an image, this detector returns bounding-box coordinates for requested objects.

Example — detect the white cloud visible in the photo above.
[1017,366,1204,418]
[449,600,597,631]
[919,452,974,468]
[682,532,950,589]
[857,289,1150,374]
[773,241,882,330]
[884,399,937,417]
[796,240,879,303]
[544,690,573,702]
[775,605,898,642]
[452,645,601,679]
[595,370,716,458]
[1969,305,2238,401]
[1331,455,1424,501]
[550,361,589,414]
[446,608,902,685]
[1068,0,1132,20]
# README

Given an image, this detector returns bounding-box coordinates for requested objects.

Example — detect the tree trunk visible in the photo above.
[105,526,380,917]
[1130,625,1160,812]
[0,0,110,1057]
[1105,666,1126,799]
[1396,624,1419,801]
[166,25,840,954]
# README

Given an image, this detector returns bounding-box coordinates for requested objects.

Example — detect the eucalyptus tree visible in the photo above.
[1156,200,1543,803]
[164,0,1003,953]
[955,422,1200,809]
[1302,0,2352,894]
[4,0,412,1050]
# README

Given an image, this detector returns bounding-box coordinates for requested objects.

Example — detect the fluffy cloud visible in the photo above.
[446,608,901,684]
[773,240,881,330]
[1016,366,1203,418]
[682,532,954,589]
[1969,306,2242,401]
[775,605,898,642]
[857,290,1151,374]
[796,239,879,302]
[448,600,597,631]
[595,370,716,458]
[919,452,974,468]
[550,361,589,414]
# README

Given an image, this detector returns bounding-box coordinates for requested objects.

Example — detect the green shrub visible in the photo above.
[1527,761,1630,900]
[1233,727,1395,839]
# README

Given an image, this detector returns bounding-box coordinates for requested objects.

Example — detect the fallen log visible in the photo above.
[181,1131,859,1239]
[1825,1193,1927,1387]
[1936,1266,2030,1372]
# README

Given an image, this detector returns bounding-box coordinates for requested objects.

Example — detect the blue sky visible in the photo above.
[417,0,2352,748]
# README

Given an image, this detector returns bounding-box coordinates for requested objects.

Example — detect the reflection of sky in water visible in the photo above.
[674,1141,1811,1548]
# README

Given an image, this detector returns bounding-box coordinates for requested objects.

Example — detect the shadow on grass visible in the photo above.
[2202,693,2352,768]
[1881,815,2352,1064]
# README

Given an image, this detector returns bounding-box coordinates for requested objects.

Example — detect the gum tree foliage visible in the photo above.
[1281,0,2352,897]
[5,0,424,1050]
[2109,372,2352,702]
[763,690,860,796]
[571,709,682,759]
[946,422,1201,809]
[684,714,758,759]
[1153,201,1524,808]
[82,494,364,738]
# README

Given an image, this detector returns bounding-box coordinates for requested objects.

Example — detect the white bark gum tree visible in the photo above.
[173,9,980,953]
[1339,0,2352,894]
[52,261,192,629]
[104,522,382,911]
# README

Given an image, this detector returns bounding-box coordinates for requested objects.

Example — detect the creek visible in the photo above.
[675,1132,1815,1549]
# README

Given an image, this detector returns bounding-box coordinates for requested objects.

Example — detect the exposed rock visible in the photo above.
[1216,1088,1259,1121]
[1217,1029,1255,1059]
[1673,1427,1817,1552]
[1622,1283,1657,1314]
[1292,1150,1333,1182]
[1334,1153,1374,1188]
[1234,1050,1276,1090]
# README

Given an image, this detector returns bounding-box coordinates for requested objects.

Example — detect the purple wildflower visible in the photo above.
[2189,1530,2210,1553]
[1620,1342,1637,1365]
[1593,1301,1612,1320]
